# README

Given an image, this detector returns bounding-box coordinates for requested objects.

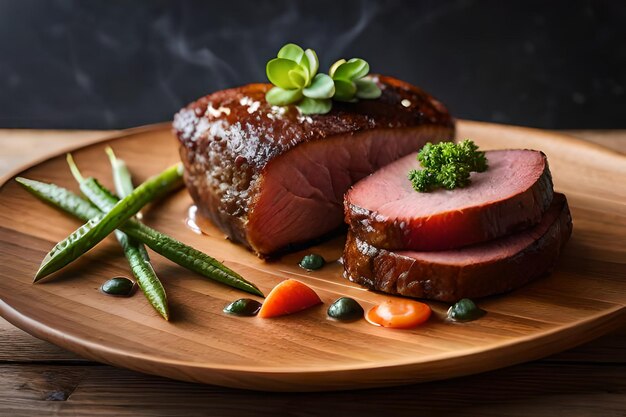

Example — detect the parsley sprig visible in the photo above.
[408,140,488,192]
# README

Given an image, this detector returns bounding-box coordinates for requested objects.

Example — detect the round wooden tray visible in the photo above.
[0,121,624,391]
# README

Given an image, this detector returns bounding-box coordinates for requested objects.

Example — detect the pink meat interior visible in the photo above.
[247,126,452,253]
[348,149,546,220]
[394,194,565,265]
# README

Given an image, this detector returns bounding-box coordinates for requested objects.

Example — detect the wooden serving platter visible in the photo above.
[0,121,624,391]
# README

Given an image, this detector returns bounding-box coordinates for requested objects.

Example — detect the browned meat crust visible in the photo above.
[345,150,554,251]
[343,193,572,302]
[174,76,454,255]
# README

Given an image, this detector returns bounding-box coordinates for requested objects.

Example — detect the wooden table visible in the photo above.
[1,127,624,416]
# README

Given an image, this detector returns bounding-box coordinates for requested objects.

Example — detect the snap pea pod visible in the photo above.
[34,162,184,281]
[105,149,169,320]
[17,177,264,297]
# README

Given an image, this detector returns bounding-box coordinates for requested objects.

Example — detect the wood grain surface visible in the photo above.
[0,122,625,395]
[0,129,117,177]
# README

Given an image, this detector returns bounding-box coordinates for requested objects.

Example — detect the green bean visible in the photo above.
[16,177,169,319]
[68,156,262,297]
[14,177,100,221]
[34,161,184,281]
[122,222,264,296]
[105,149,169,320]
[18,177,264,297]
[114,230,168,318]
[105,147,134,198]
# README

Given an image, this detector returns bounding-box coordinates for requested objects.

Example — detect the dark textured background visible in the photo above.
[1,0,624,129]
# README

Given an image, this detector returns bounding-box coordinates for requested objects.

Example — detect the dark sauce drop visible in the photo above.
[447,299,486,322]
[101,277,137,297]
[224,298,263,316]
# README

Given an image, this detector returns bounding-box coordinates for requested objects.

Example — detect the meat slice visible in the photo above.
[174,76,454,256]
[343,193,572,302]
[345,149,554,251]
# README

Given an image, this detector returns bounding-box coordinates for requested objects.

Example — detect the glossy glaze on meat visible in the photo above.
[174,76,455,256]
[345,149,554,251]
[343,193,572,302]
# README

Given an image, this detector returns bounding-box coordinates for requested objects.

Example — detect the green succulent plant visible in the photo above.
[329,58,381,102]
[265,43,335,114]
[265,43,382,114]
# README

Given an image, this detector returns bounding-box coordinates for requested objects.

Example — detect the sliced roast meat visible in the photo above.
[345,149,554,251]
[174,76,454,256]
[343,193,572,302]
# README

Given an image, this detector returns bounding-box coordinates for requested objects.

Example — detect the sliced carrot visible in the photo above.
[365,299,431,329]
[257,279,322,318]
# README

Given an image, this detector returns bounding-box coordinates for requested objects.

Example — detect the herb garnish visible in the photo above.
[266,43,334,114]
[408,140,488,192]
[265,43,381,114]
[329,58,381,102]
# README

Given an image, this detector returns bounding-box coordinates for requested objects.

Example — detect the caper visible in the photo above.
[223,298,263,316]
[100,277,137,297]
[299,253,325,271]
[327,297,364,321]
[447,298,485,322]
